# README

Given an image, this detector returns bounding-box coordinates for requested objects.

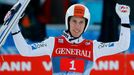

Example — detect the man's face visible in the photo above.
[69,16,86,37]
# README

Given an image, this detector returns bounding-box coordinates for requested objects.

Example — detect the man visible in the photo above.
[11,3,130,75]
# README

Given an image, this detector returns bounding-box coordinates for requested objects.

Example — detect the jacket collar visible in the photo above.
[62,31,84,44]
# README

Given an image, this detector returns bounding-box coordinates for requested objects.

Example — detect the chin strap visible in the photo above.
[63,31,84,44]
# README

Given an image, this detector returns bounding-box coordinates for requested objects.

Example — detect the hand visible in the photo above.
[115,3,130,24]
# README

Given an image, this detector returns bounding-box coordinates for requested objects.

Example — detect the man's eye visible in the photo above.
[73,20,76,23]
[79,21,84,24]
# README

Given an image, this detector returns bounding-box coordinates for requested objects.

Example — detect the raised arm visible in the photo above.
[11,23,54,57]
[93,3,131,61]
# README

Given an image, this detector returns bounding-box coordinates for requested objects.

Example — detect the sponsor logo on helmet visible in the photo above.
[74,5,85,17]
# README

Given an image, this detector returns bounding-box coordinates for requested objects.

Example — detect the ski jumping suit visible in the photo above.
[11,3,131,75]
[12,24,130,75]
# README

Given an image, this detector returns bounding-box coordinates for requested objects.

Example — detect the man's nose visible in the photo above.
[75,22,81,27]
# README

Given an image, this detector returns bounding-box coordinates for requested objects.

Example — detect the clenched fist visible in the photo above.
[116,3,130,24]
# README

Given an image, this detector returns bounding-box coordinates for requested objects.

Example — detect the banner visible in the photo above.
[126,54,134,75]
[0,54,134,75]
[91,54,125,75]
[0,55,52,75]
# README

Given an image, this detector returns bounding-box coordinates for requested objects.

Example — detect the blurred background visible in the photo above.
[0,0,134,54]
